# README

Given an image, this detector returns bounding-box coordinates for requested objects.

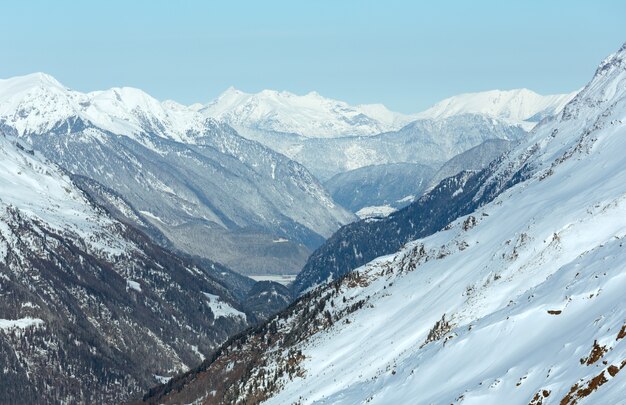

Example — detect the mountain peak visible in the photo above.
[221,86,246,96]
[15,72,64,88]
[0,72,66,102]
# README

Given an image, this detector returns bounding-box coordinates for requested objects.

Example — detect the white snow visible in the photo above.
[355,205,397,219]
[395,195,415,204]
[0,135,134,258]
[0,73,575,149]
[139,210,166,224]
[126,279,142,292]
[0,318,44,330]
[202,86,576,139]
[0,73,214,145]
[202,292,246,320]
[249,274,297,286]
[190,345,205,361]
[153,374,172,384]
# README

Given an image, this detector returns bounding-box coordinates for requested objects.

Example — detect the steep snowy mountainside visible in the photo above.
[202,87,413,138]
[0,74,354,276]
[0,133,256,403]
[138,42,626,405]
[415,88,577,130]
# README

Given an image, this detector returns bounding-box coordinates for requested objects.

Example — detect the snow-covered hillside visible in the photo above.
[202,87,412,138]
[415,88,577,130]
[143,43,626,405]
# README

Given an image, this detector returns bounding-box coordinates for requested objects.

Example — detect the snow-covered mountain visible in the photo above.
[202,87,412,138]
[0,132,258,403]
[0,74,354,276]
[142,43,626,405]
[415,88,577,130]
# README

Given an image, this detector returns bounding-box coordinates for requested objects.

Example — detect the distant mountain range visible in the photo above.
[280,113,525,181]
[204,86,576,137]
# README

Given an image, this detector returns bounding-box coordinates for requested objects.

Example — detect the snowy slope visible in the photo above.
[0,133,131,258]
[202,87,413,138]
[143,43,626,405]
[415,88,577,130]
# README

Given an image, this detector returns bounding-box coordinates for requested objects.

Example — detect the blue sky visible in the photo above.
[1,0,625,112]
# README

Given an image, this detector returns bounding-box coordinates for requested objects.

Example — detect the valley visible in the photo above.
[0,4,623,403]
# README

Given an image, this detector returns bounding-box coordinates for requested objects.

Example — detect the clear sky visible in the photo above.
[1,0,625,112]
